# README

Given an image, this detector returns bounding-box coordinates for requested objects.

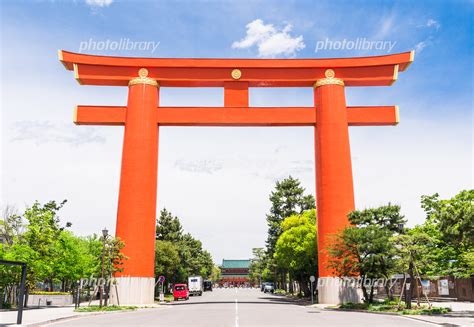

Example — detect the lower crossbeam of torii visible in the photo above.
[59,50,414,305]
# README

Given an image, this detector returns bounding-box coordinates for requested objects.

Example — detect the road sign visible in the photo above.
[158,275,165,283]
[310,275,316,283]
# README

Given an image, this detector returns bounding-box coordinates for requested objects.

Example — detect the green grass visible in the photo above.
[400,306,451,315]
[154,293,174,302]
[338,301,451,315]
[74,305,137,312]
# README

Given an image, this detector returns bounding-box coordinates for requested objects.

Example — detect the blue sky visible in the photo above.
[1,0,472,263]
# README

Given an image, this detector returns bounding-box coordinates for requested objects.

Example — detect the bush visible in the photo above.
[339,302,369,310]
[368,304,398,312]
[29,291,71,295]
[1,301,12,309]
[339,301,451,316]
[274,289,287,295]
[402,306,451,315]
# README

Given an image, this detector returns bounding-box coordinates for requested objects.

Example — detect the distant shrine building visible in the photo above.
[219,260,251,287]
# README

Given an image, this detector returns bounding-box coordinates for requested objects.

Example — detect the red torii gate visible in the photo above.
[59,50,414,304]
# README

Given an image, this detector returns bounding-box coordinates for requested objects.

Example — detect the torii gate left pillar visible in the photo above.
[59,50,413,305]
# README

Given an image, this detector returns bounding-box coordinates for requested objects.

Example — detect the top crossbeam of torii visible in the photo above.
[59,50,413,87]
[58,50,413,127]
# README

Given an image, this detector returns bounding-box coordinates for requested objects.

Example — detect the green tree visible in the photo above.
[0,205,23,246]
[156,208,183,242]
[50,231,97,292]
[155,240,180,291]
[209,265,221,283]
[265,176,315,291]
[421,190,473,246]
[249,248,267,286]
[177,233,213,280]
[155,209,214,283]
[392,227,435,308]
[327,204,405,303]
[274,209,317,296]
[266,176,315,256]
[420,190,473,277]
[19,200,70,291]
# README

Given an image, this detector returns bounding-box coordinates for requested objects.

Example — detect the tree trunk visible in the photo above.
[405,261,414,309]
[300,274,310,297]
[384,283,393,301]
[360,277,369,304]
[369,284,375,304]
[288,274,294,294]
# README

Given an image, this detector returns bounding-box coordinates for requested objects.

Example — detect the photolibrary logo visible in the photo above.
[79,275,118,289]
[315,38,397,53]
[79,38,160,53]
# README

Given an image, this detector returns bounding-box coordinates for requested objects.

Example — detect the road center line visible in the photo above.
[235,298,239,327]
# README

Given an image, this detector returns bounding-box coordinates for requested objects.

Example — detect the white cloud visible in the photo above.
[174,159,223,174]
[421,18,441,30]
[232,19,305,58]
[414,36,434,54]
[10,121,106,146]
[85,0,113,8]
[426,19,440,29]
[415,41,427,53]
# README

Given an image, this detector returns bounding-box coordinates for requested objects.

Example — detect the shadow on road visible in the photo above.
[173,300,296,306]
[173,295,312,307]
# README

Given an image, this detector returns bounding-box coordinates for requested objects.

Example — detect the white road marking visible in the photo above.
[235,298,239,327]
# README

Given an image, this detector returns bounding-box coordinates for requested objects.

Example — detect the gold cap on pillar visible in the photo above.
[129,68,159,87]
[314,69,344,88]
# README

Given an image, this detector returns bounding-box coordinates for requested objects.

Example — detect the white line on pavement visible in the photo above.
[235,298,239,327]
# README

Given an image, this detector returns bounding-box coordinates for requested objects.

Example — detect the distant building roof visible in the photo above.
[221,259,251,269]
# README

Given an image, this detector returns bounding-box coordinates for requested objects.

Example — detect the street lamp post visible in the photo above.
[100,227,108,307]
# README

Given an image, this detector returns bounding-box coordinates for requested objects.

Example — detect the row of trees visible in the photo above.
[0,201,122,306]
[154,208,217,291]
[249,175,473,303]
[0,201,217,306]
[328,190,473,305]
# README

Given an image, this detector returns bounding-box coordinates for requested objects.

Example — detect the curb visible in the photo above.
[323,307,400,316]
[322,308,464,327]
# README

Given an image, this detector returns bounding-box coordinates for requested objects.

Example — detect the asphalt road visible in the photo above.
[50,288,433,327]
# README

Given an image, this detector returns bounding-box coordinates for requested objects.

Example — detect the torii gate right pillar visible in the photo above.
[314,70,362,304]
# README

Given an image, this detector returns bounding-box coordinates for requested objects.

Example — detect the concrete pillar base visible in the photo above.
[317,277,363,304]
[109,277,155,305]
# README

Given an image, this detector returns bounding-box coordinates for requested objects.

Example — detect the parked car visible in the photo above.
[173,284,189,301]
[263,283,275,293]
[261,282,274,292]
[188,276,204,296]
[203,280,213,292]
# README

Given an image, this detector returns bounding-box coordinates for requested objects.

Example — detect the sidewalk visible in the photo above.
[1,306,79,326]
[314,301,473,327]
[0,303,163,326]
[405,301,473,327]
